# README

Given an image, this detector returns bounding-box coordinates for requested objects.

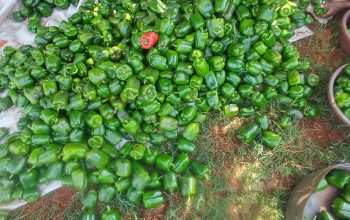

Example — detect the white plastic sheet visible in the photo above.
[0,0,16,25]
[289,26,314,43]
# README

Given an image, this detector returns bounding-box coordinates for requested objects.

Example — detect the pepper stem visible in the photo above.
[141,37,149,45]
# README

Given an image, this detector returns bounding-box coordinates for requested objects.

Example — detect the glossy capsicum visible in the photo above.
[131,161,150,191]
[98,185,115,203]
[146,171,162,189]
[19,170,38,189]
[22,188,40,203]
[237,123,259,144]
[143,190,164,209]
[190,160,209,179]
[82,190,97,209]
[82,210,97,220]
[46,162,64,181]
[130,144,146,160]
[181,175,197,197]
[342,183,350,203]
[326,170,350,189]
[261,131,282,149]
[173,153,190,173]
[155,155,173,171]
[144,148,159,165]
[116,159,132,177]
[101,207,122,220]
[71,169,88,191]
[62,143,88,161]
[207,18,225,39]
[121,77,140,103]
[86,149,109,169]
[332,197,350,219]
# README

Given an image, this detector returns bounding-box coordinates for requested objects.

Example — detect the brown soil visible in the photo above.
[0,40,7,47]
[295,13,348,145]
[296,14,348,72]
[300,116,346,144]
[267,174,295,194]
[209,117,242,154]
[17,188,77,220]
[141,204,167,220]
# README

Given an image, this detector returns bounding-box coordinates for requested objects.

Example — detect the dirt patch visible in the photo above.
[14,188,77,220]
[267,173,295,194]
[300,116,346,143]
[228,204,241,220]
[227,175,240,192]
[0,40,7,47]
[141,204,167,220]
[228,202,267,220]
[296,14,348,75]
[209,118,242,154]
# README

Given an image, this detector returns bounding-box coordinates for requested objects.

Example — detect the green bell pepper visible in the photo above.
[98,185,115,203]
[116,159,132,177]
[182,123,200,141]
[207,18,225,39]
[82,190,98,209]
[127,188,143,203]
[101,207,122,220]
[71,169,88,191]
[261,131,282,149]
[190,160,209,179]
[237,123,259,144]
[173,153,190,173]
[332,197,350,219]
[143,190,164,209]
[181,175,197,196]
[326,169,350,189]
[82,210,97,220]
[62,143,88,161]
[23,188,40,203]
[46,162,64,181]
[197,0,214,18]
[155,155,173,171]
[86,149,110,169]
[19,170,38,189]
[7,157,26,175]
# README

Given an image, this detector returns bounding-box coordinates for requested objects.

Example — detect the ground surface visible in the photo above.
[9,14,350,220]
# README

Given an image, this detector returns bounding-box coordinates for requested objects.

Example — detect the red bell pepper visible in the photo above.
[140,32,159,49]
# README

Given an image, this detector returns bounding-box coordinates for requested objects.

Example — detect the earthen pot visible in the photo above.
[340,10,350,56]
[286,164,350,220]
[327,64,350,126]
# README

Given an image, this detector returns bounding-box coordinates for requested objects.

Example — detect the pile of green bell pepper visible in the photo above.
[12,0,79,33]
[0,0,319,218]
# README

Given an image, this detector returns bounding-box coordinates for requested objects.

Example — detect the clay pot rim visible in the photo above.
[342,10,350,39]
[328,64,350,127]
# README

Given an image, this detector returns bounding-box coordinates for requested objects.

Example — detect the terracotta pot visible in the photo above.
[327,64,350,127]
[340,10,350,56]
[285,164,350,220]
